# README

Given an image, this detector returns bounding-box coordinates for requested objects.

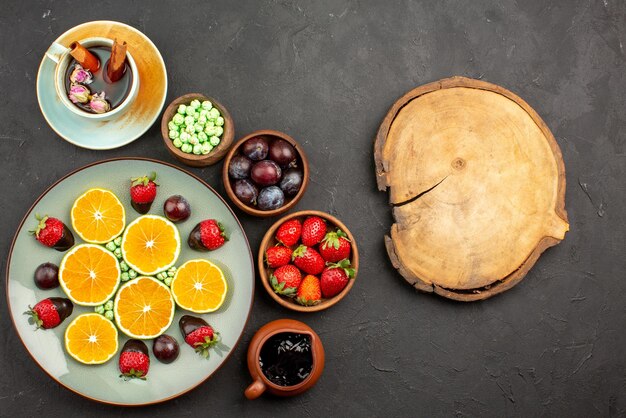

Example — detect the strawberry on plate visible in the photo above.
[275,219,302,247]
[188,219,228,251]
[292,245,325,275]
[119,339,150,380]
[29,214,74,251]
[296,275,322,306]
[179,315,220,359]
[24,297,73,329]
[319,229,351,262]
[320,259,355,298]
[301,216,326,246]
[265,245,293,268]
[270,264,302,296]
[130,172,159,214]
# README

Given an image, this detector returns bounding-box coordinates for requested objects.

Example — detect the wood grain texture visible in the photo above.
[374,77,569,301]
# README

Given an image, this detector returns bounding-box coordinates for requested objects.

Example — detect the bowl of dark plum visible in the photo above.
[222,130,309,217]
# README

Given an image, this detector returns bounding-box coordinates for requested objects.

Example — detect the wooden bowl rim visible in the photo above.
[222,129,309,217]
[258,210,359,312]
[161,93,235,166]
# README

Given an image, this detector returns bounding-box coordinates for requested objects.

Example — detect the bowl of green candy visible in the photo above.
[161,93,235,167]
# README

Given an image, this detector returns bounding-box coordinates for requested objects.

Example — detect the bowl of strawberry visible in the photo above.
[258,210,358,312]
[222,130,309,217]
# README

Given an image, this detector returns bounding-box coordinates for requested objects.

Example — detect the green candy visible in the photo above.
[105,241,116,252]
[193,112,200,120]
[184,116,195,126]
[182,143,192,153]
[172,113,185,125]
[199,109,209,118]
[205,126,217,136]
[173,138,183,148]
[185,106,195,116]
[201,100,212,110]
[114,248,122,259]
[180,132,190,142]
[156,272,166,281]
[198,115,207,125]
[209,108,220,120]
[215,116,224,127]
[114,237,122,246]
[214,126,224,137]
[104,300,114,311]
[201,143,213,154]
[198,132,208,142]
[128,269,137,279]
[169,130,179,140]
[190,99,201,109]
[168,121,179,131]
[119,261,129,272]
[94,305,105,314]
[177,104,187,115]
[121,272,130,281]
[189,135,199,145]
[194,123,204,133]
[209,136,221,146]
[164,277,172,287]
[185,124,196,134]
[104,310,114,321]
[193,144,202,155]
[167,267,177,277]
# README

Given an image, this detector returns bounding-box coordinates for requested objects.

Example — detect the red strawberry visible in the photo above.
[29,214,74,251]
[296,275,322,306]
[188,219,228,251]
[319,229,352,262]
[265,245,293,268]
[130,172,159,214]
[301,216,326,246]
[292,245,325,275]
[119,339,150,380]
[320,259,355,298]
[276,219,302,246]
[179,315,220,359]
[24,297,73,329]
[270,264,302,296]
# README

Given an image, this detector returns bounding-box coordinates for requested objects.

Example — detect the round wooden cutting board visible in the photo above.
[374,77,569,301]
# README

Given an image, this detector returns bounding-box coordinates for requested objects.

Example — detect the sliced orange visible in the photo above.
[71,188,126,244]
[121,215,181,276]
[64,313,119,365]
[114,276,175,339]
[59,244,121,306]
[170,259,228,313]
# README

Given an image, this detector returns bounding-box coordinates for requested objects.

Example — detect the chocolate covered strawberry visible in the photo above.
[319,229,352,262]
[265,245,293,268]
[292,245,325,275]
[296,275,321,306]
[301,216,326,246]
[130,172,159,214]
[320,259,355,298]
[29,214,74,251]
[188,219,228,251]
[179,315,219,359]
[119,339,150,380]
[270,264,302,296]
[275,218,302,247]
[24,297,73,329]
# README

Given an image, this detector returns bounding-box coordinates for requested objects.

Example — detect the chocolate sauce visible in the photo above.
[64,46,132,113]
[259,332,313,387]
[179,315,209,337]
[121,339,149,355]
[53,225,74,252]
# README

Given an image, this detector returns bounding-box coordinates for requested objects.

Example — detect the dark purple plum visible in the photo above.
[279,168,303,197]
[34,262,59,290]
[163,195,191,223]
[153,334,180,364]
[269,139,297,168]
[242,136,269,161]
[228,155,253,179]
[257,186,285,210]
[251,160,282,186]
[234,179,259,206]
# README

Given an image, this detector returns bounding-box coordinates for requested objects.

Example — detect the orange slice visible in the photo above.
[59,244,121,306]
[170,259,228,313]
[71,188,126,244]
[121,215,181,276]
[114,276,175,339]
[64,313,119,365]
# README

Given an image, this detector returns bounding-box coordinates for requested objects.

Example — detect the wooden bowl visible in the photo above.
[222,130,309,217]
[161,93,235,167]
[258,210,359,312]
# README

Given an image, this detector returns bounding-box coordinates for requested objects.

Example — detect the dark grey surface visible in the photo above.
[1,0,625,416]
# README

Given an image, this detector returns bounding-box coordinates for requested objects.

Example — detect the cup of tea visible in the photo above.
[244,319,325,399]
[45,37,139,121]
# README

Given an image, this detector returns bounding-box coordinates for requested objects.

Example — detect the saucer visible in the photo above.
[36,21,168,150]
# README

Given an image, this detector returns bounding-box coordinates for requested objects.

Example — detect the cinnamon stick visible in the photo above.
[69,41,100,72]
[107,39,127,83]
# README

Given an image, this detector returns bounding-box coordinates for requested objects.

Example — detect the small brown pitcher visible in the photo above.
[245,319,325,399]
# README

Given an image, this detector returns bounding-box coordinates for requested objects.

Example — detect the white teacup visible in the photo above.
[45,37,139,121]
